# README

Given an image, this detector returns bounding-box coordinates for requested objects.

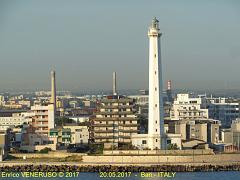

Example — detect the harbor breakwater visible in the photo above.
[0,164,240,172]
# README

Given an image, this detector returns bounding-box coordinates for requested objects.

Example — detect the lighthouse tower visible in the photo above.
[148,18,165,150]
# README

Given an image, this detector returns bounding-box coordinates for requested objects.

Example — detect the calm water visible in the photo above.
[2,171,239,180]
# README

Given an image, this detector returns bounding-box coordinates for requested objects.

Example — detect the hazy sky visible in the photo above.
[0,0,240,92]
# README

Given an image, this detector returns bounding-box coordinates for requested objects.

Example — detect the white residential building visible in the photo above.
[30,104,55,137]
[170,94,209,120]
[128,95,148,106]
[63,125,89,144]
[0,112,33,129]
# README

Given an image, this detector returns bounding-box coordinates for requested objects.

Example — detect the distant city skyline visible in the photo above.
[0,0,240,92]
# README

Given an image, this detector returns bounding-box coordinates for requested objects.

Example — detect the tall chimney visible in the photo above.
[50,70,56,112]
[113,72,117,95]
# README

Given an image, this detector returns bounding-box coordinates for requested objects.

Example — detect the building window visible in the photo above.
[155,121,157,124]
[167,139,171,144]
[142,140,147,144]
[155,71,156,74]
[155,104,157,107]
[155,87,157,91]
[156,139,158,142]
[156,129,157,132]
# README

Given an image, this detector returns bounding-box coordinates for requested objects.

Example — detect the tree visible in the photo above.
[55,117,74,126]
[89,144,104,154]
[39,147,52,154]
[167,143,178,150]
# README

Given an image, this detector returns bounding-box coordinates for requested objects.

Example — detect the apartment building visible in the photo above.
[30,104,55,137]
[170,94,209,120]
[63,124,89,144]
[49,124,89,145]
[0,112,32,129]
[90,95,138,149]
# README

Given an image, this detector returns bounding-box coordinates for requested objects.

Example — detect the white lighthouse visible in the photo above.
[148,18,165,150]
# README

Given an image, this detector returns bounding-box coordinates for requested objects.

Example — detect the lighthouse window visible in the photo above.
[156,129,157,132]
[156,139,158,142]
[155,121,157,124]
[155,71,156,74]
[154,54,156,58]
[155,104,157,107]
[155,87,157,91]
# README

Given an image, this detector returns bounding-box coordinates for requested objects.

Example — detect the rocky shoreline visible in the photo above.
[0,164,240,172]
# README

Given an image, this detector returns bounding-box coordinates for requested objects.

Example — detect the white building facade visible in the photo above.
[30,104,55,137]
[170,94,209,120]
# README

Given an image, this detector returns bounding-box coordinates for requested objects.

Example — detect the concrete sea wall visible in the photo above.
[9,152,240,164]
[83,154,240,164]
[103,149,214,155]
[0,164,240,172]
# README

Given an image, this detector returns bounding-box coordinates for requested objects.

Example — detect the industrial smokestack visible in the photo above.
[113,72,117,95]
[50,70,56,112]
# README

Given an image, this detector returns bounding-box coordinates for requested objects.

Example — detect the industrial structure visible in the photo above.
[50,70,56,116]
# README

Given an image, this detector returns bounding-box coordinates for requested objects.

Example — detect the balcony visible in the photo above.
[95,111,134,115]
[35,129,49,133]
[119,129,138,133]
[101,99,134,103]
[92,124,115,127]
[118,123,138,127]
[93,117,137,121]
[118,135,131,139]
[94,136,118,139]
[37,118,48,122]
[36,124,48,127]
[94,130,116,133]
[99,105,134,109]
[35,112,49,116]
